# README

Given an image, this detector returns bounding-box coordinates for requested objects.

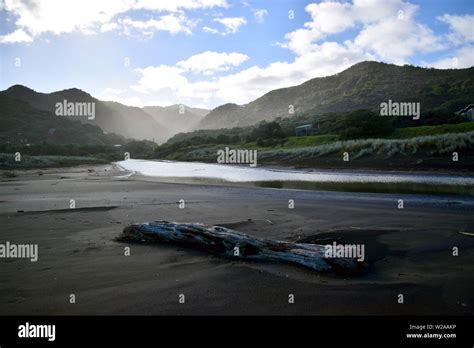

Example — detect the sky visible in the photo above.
[0,0,473,109]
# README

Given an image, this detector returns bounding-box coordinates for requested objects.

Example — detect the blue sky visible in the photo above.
[0,0,473,109]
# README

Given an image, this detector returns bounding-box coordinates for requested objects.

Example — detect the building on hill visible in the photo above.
[295,124,319,136]
[455,104,474,121]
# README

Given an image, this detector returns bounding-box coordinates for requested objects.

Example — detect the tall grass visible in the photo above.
[259,131,474,160]
[388,122,474,139]
[282,134,339,148]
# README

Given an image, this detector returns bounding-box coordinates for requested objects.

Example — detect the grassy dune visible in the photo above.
[260,131,474,161]
[389,122,474,139]
[220,123,474,153]
[164,127,474,171]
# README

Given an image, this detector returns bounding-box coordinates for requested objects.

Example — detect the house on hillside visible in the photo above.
[295,124,319,136]
[455,104,474,121]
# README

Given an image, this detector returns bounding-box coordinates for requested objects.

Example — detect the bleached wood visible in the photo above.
[118,221,362,273]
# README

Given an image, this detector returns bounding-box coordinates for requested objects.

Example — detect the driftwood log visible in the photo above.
[118,221,363,274]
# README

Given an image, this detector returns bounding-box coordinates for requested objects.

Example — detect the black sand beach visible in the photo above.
[0,164,473,315]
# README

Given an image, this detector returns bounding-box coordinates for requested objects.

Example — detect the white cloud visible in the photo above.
[427,45,474,69]
[304,1,354,35]
[302,0,418,35]
[0,0,228,42]
[100,22,119,33]
[213,17,247,35]
[282,28,325,56]
[438,14,474,45]
[0,28,33,43]
[177,51,249,75]
[354,18,444,64]
[2,0,131,37]
[253,9,268,24]
[119,14,195,36]
[282,0,443,64]
[134,0,228,13]
[131,65,188,93]
[202,26,219,34]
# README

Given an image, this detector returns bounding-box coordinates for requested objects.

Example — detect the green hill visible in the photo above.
[1,85,172,143]
[199,61,474,129]
[0,93,124,146]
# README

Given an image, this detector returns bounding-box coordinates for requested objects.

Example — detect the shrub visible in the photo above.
[340,110,394,140]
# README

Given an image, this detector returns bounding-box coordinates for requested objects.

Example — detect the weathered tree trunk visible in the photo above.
[117,221,364,274]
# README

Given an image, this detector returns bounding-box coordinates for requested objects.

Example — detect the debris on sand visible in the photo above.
[117,221,365,274]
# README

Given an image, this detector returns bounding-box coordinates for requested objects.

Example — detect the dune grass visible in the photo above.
[282,134,340,148]
[259,131,474,160]
[388,122,474,139]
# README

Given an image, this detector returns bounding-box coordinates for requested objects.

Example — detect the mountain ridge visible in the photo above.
[142,104,209,135]
[1,86,172,143]
[198,61,474,130]
[2,61,473,143]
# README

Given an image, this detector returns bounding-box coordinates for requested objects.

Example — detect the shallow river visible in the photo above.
[117,159,474,196]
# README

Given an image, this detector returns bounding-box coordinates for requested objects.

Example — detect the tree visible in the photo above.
[250,121,285,141]
[340,110,393,139]
[216,134,230,144]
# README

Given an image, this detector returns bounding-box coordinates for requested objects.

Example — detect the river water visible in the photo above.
[117,159,474,196]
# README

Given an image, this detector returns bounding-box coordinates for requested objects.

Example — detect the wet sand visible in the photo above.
[0,164,473,315]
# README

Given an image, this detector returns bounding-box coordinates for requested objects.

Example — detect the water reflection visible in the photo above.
[117,159,474,196]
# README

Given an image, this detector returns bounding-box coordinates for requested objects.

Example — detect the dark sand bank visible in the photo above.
[0,164,473,315]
